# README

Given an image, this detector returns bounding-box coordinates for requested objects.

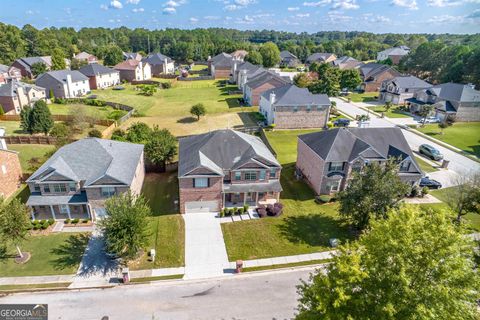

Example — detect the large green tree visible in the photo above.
[338,159,410,229]
[0,198,31,259]
[445,173,480,223]
[51,48,66,70]
[245,50,263,65]
[100,192,151,260]
[103,44,123,66]
[308,64,341,97]
[259,42,281,68]
[296,206,480,320]
[30,62,48,77]
[340,68,362,91]
[20,100,54,135]
[125,122,152,143]
[144,126,177,171]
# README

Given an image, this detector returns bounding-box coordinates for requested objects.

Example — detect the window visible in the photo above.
[53,184,67,193]
[101,187,116,197]
[306,106,311,112]
[399,160,410,172]
[270,169,276,178]
[326,180,341,192]
[259,170,266,180]
[34,185,41,192]
[234,172,242,181]
[317,106,323,111]
[293,106,298,112]
[60,205,69,214]
[329,162,344,172]
[244,172,257,181]
[44,185,50,193]
[193,178,209,188]
[69,183,76,192]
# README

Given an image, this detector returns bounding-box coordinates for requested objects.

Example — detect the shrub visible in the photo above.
[48,218,55,225]
[88,129,103,138]
[327,122,334,129]
[233,207,238,215]
[65,218,71,224]
[421,187,430,198]
[220,209,225,218]
[161,82,172,89]
[72,218,80,224]
[107,110,125,121]
[273,203,284,216]
[33,224,40,230]
[40,219,46,224]
[315,195,332,204]
[238,207,244,215]
[410,186,420,198]
[41,222,49,229]
[257,206,267,218]
[82,219,90,223]
[243,205,249,212]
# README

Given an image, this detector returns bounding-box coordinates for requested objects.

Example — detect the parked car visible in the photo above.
[419,144,444,161]
[419,177,442,189]
[334,118,351,127]
[417,116,440,124]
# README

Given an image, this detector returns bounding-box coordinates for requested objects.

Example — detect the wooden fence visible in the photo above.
[178,75,214,81]
[4,136,61,145]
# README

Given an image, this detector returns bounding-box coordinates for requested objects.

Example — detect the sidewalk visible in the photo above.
[129,267,185,279]
[229,251,335,269]
[0,274,75,286]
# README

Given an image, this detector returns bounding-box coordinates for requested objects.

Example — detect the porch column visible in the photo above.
[49,205,56,220]
[86,204,92,219]
[255,192,259,205]
[30,207,35,220]
[243,193,247,206]
[66,205,72,219]
[222,193,225,208]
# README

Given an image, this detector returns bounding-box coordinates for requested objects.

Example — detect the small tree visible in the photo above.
[445,173,480,223]
[70,58,88,70]
[49,88,55,101]
[111,128,127,141]
[0,198,31,260]
[190,103,206,121]
[99,192,151,260]
[438,120,451,135]
[419,104,434,126]
[0,104,4,115]
[384,101,393,112]
[51,48,66,70]
[20,101,54,135]
[144,126,177,171]
[50,122,71,147]
[30,62,47,77]
[126,122,152,143]
[339,68,361,91]
[338,159,410,230]
[88,129,103,138]
[138,84,157,96]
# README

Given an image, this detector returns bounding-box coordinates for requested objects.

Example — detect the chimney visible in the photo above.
[269,92,276,105]
[164,58,168,74]
[241,70,248,89]
[66,73,73,98]
[0,128,7,150]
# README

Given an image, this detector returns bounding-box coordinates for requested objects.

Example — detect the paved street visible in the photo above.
[0,267,316,320]
[332,98,480,179]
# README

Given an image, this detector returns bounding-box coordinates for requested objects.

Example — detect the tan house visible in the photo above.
[0,80,46,114]
[359,63,401,92]
[0,128,22,199]
[142,53,175,76]
[178,129,282,214]
[243,71,290,106]
[74,52,98,64]
[0,64,22,84]
[296,127,422,195]
[306,53,337,66]
[26,138,145,220]
[209,53,235,79]
[114,60,152,82]
[379,75,431,105]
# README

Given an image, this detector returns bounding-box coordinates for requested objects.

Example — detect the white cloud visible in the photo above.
[189,17,199,23]
[427,14,464,23]
[223,0,256,11]
[225,4,242,10]
[332,0,359,9]
[303,0,331,7]
[428,0,480,6]
[126,0,141,3]
[132,7,144,12]
[109,0,123,9]
[296,13,310,17]
[391,0,418,10]
[100,4,108,10]
[371,15,390,22]
[26,9,34,14]
[288,7,300,11]
[163,7,176,14]
[165,0,186,7]
[235,0,256,5]
[204,15,221,20]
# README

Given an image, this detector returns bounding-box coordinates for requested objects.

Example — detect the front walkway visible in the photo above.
[183,212,230,279]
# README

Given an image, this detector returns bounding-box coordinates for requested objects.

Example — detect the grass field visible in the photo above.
[348,92,378,103]
[415,122,480,158]
[414,155,438,173]
[48,103,126,120]
[0,121,108,139]
[8,144,56,174]
[0,233,89,277]
[221,129,351,261]
[142,171,179,216]
[367,105,411,118]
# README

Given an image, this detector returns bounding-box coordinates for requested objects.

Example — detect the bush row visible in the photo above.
[29,219,55,230]
[220,205,249,217]
[65,218,90,224]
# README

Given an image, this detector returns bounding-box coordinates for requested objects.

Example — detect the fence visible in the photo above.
[4,136,60,145]
[178,75,214,81]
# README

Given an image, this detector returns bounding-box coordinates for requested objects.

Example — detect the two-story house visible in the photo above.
[379,75,431,105]
[406,83,480,122]
[26,138,145,221]
[35,70,90,99]
[358,63,401,92]
[123,52,143,61]
[296,127,422,195]
[331,56,363,70]
[114,60,152,82]
[243,70,290,106]
[236,62,266,90]
[280,51,301,68]
[79,64,120,89]
[11,56,70,79]
[0,128,22,199]
[178,129,282,214]
[0,64,22,84]
[259,84,331,129]
[74,52,98,64]
[306,53,337,66]
[0,80,46,114]
[377,46,410,64]
[209,53,235,79]
[142,53,175,76]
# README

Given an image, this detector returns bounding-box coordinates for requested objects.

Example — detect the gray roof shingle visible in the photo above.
[387,76,431,89]
[142,52,174,65]
[245,70,290,89]
[36,70,88,85]
[261,84,330,106]
[79,64,118,77]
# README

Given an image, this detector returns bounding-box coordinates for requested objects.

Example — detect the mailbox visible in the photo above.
[236,260,243,273]
[122,267,130,284]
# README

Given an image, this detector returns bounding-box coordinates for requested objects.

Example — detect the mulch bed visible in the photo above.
[14,252,31,264]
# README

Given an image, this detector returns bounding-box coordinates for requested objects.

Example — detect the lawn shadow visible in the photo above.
[277,213,349,247]
[50,233,90,271]
[467,143,480,158]
[280,163,316,201]
[225,98,242,108]
[13,129,27,135]
[237,111,257,127]
[177,117,197,124]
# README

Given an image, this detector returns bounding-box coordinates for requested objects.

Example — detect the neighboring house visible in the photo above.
[376,46,410,64]
[231,50,248,61]
[11,56,70,79]
[0,64,22,84]
[236,62,266,90]
[74,52,98,64]
[0,80,46,114]
[209,53,234,79]
[406,83,480,122]
[178,129,282,214]
[114,60,152,82]
[306,53,337,65]
[123,52,143,61]
[243,70,290,106]
[331,56,363,70]
[142,53,175,76]
[259,84,331,129]
[36,70,90,99]
[296,127,422,195]
[79,64,120,89]
[379,75,431,105]
[26,138,145,220]
[0,128,22,199]
[358,63,401,92]
[280,51,301,68]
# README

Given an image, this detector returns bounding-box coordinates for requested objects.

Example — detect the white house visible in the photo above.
[35,70,90,99]
[78,64,120,89]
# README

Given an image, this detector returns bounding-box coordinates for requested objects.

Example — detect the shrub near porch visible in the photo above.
[221,130,351,261]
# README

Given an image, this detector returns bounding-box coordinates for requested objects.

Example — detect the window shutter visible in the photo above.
[207,178,210,188]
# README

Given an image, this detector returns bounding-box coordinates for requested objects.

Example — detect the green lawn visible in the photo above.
[48,103,126,120]
[415,122,480,159]
[221,129,351,261]
[348,92,378,103]
[414,156,438,173]
[367,105,411,118]
[8,144,56,174]
[142,171,179,215]
[1,121,108,140]
[0,233,89,277]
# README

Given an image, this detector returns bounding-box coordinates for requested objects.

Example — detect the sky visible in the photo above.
[1,0,479,34]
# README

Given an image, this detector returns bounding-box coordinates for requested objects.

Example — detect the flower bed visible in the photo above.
[63,218,93,227]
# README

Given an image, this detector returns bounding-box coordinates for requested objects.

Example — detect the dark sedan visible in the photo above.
[419,177,442,189]
[333,118,350,127]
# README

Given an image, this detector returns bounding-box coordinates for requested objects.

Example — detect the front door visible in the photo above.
[246,192,255,202]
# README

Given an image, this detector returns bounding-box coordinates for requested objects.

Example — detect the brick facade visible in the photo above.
[274,107,329,129]
[0,150,22,199]
[247,80,285,106]
[296,139,326,195]
[179,176,223,214]
[213,67,231,79]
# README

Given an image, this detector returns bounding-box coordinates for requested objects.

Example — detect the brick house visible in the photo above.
[26,138,145,220]
[243,71,290,106]
[296,127,422,195]
[208,53,235,79]
[377,46,410,65]
[331,56,363,70]
[142,53,175,76]
[0,128,22,199]
[11,56,70,79]
[379,75,431,105]
[235,62,266,90]
[306,53,337,66]
[78,64,120,89]
[359,63,401,93]
[259,84,331,129]
[114,60,152,82]
[74,52,98,64]
[0,80,46,114]
[178,129,282,214]
[406,83,480,122]
[35,70,90,99]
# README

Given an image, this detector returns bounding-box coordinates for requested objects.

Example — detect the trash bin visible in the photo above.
[122,267,130,284]
[236,260,243,273]
[441,159,450,169]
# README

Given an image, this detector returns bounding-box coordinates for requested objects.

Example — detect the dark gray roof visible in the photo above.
[142,52,174,65]
[432,83,480,102]
[280,51,298,60]
[27,138,144,186]
[245,70,290,89]
[379,47,410,56]
[387,76,431,89]
[210,53,234,68]
[36,70,88,85]
[79,63,118,77]
[359,63,400,80]
[27,191,88,206]
[0,64,9,73]
[306,53,335,63]
[16,56,50,68]
[0,80,45,97]
[299,127,421,175]
[261,84,330,106]
[332,56,358,66]
[178,129,280,177]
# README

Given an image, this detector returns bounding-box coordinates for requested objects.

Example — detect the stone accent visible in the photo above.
[454,102,480,122]
[0,150,22,199]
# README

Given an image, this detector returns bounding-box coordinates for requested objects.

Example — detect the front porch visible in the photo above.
[223,191,280,208]
[27,191,92,220]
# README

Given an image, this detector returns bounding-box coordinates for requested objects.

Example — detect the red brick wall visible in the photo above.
[363,69,399,92]
[179,176,223,214]
[88,76,98,90]
[296,139,325,195]
[214,67,231,79]
[0,150,22,199]
[250,82,283,106]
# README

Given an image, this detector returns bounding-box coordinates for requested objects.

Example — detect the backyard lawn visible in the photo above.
[8,144,56,174]
[0,233,89,277]
[1,121,108,140]
[48,103,126,120]
[221,129,351,261]
[348,92,378,103]
[415,122,480,158]
[367,105,411,118]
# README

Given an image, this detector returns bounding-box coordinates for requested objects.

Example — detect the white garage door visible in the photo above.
[185,201,218,214]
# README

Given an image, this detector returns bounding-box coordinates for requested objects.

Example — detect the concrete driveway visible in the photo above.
[183,212,231,279]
